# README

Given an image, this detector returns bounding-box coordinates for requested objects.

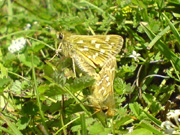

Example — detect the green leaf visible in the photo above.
[114,77,131,95]
[0,63,8,78]
[128,128,153,135]
[0,77,11,92]
[71,125,81,133]
[22,101,39,116]
[38,84,50,94]
[11,80,22,94]
[88,122,104,135]
[129,102,143,118]
[139,120,163,135]
[115,115,134,127]
[19,54,41,67]
[17,117,31,130]
[44,84,65,97]
[69,75,94,93]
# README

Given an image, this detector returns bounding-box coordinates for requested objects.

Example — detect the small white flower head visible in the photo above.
[129,51,141,61]
[24,23,31,30]
[161,121,175,135]
[8,37,27,53]
[167,110,180,126]
[127,126,134,133]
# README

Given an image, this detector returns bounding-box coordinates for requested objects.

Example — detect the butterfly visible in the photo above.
[58,32,123,116]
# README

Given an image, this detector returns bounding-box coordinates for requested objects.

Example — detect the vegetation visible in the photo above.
[0,0,180,134]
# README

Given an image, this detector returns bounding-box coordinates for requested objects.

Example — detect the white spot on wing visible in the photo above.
[84,48,89,51]
[84,46,89,51]
[99,87,105,94]
[102,89,106,96]
[80,46,89,51]
[93,53,99,59]
[88,55,91,58]
[111,42,115,45]
[106,77,109,82]
[100,49,105,54]
[93,55,96,59]
[107,82,110,87]
[97,79,103,86]
[95,44,100,48]
[77,40,84,43]
[91,40,96,44]
[105,36,110,41]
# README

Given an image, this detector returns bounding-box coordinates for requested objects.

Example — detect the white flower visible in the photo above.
[24,23,31,30]
[129,51,141,61]
[167,110,180,126]
[127,126,134,133]
[161,121,175,135]
[8,37,27,53]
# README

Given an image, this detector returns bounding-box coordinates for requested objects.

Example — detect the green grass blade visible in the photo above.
[141,23,180,72]
[143,110,162,126]
[139,120,163,135]
[162,13,180,44]
[63,86,91,116]
[7,0,13,22]
[81,113,87,135]
[0,126,16,135]
[79,0,104,13]
[147,24,170,49]
[55,117,80,135]
[31,53,49,134]
[0,113,23,135]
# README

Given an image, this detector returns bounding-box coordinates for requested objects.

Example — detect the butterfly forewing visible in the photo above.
[71,35,123,67]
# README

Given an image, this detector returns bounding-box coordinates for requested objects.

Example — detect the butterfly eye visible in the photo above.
[58,33,64,40]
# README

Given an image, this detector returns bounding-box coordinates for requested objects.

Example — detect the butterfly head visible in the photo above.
[57,32,72,57]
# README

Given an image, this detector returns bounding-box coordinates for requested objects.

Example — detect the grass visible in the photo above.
[0,0,180,134]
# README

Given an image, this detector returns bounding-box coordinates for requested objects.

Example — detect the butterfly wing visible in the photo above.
[70,35,123,68]
[72,52,98,76]
[89,56,116,116]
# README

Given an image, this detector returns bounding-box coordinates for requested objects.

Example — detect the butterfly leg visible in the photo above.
[49,42,62,61]
[72,58,77,77]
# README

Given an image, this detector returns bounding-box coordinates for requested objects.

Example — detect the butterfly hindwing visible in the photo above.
[89,56,116,116]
